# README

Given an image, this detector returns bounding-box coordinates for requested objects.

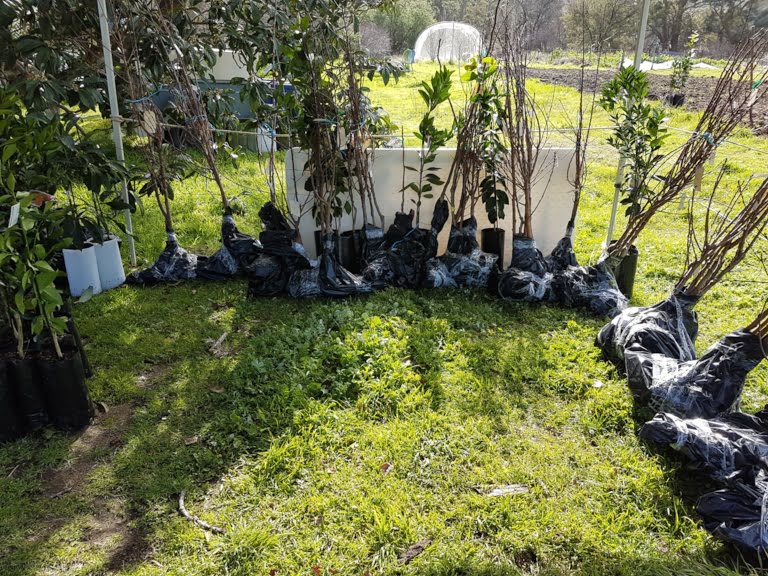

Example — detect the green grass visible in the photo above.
[1,63,768,575]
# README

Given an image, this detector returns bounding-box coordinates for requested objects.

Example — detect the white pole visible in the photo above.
[97,0,137,266]
[605,0,651,249]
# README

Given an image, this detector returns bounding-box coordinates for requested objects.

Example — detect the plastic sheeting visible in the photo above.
[545,226,578,272]
[126,233,200,285]
[496,269,553,302]
[640,410,768,482]
[595,292,699,366]
[625,329,765,418]
[246,203,312,297]
[698,471,768,551]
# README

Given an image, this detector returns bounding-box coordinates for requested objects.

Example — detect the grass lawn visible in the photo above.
[1,64,767,575]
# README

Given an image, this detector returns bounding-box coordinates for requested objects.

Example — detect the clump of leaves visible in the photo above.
[599,66,669,218]
[404,66,453,224]
[671,32,699,96]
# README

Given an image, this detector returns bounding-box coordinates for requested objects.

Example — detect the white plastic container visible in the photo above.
[93,236,125,291]
[62,246,102,297]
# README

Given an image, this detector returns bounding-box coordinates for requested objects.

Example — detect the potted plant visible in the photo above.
[598,65,668,295]
[403,65,453,226]
[499,21,550,277]
[602,34,768,297]
[668,32,699,108]
[0,192,93,433]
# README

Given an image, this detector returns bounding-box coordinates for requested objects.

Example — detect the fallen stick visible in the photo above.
[178,489,226,534]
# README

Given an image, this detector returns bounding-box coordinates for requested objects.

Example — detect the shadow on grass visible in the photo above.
[0,284,760,574]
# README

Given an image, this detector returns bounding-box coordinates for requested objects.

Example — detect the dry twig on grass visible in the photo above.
[179,490,225,534]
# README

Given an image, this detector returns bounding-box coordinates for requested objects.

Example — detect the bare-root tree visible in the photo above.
[565,0,605,234]
[606,31,768,259]
[499,9,550,240]
[747,304,768,342]
[677,171,768,298]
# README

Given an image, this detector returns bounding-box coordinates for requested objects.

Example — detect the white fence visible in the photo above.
[286,148,577,260]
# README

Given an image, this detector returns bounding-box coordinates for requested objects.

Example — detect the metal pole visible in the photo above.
[97,0,137,266]
[605,0,651,248]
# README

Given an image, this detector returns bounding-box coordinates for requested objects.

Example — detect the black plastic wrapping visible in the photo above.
[624,329,765,418]
[126,234,201,285]
[197,214,263,280]
[640,410,768,482]
[511,235,547,276]
[546,225,578,272]
[496,269,553,303]
[697,471,768,551]
[288,234,373,298]
[595,292,699,366]
[246,229,311,297]
[361,200,450,289]
[361,224,386,265]
[425,217,498,289]
[259,201,291,231]
[551,262,628,319]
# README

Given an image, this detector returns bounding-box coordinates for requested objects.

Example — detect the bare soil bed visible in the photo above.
[529,67,768,135]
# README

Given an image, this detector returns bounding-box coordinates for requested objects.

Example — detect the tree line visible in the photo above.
[364,0,768,57]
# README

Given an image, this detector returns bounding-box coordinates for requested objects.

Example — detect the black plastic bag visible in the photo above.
[595,292,699,366]
[511,235,548,276]
[697,471,768,551]
[424,258,458,288]
[496,269,553,302]
[361,200,449,289]
[126,234,201,285]
[259,201,291,231]
[640,410,768,482]
[246,228,311,297]
[546,225,578,272]
[446,217,480,254]
[361,224,386,265]
[197,214,263,280]
[288,234,372,298]
[427,217,498,289]
[624,329,765,418]
[551,262,628,319]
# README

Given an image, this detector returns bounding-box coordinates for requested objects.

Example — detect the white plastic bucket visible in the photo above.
[62,246,102,297]
[93,236,125,291]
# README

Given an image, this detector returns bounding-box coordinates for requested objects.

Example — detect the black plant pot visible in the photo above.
[615,245,639,299]
[38,352,93,431]
[339,230,363,273]
[0,360,22,443]
[667,93,685,107]
[10,357,48,433]
[481,228,506,270]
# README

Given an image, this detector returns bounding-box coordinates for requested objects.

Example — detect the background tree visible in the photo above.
[562,0,640,50]
[367,0,435,53]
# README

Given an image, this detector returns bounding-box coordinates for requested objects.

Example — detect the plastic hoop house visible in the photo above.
[413,21,482,63]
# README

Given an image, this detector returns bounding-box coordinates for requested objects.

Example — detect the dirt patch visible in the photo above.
[35,402,149,571]
[528,67,768,136]
[40,404,132,498]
